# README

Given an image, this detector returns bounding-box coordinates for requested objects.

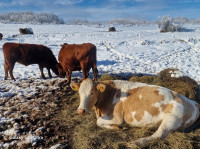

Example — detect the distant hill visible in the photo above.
[0,11,64,24]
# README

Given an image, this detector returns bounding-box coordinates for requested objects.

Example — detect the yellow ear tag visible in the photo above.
[99,87,104,92]
[70,83,80,91]
[73,86,79,91]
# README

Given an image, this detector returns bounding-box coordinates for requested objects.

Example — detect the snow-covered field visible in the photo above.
[1,23,200,95]
[1,23,200,97]
[1,23,200,148]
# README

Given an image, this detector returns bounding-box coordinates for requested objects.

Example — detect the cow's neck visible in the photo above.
[95,83,117,113]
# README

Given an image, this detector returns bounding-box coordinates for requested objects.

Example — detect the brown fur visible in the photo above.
[95,81,118,116]
[57,43,98,83]
[92,81,124,127]
[161,104,173,113]
[0,33,3,40]
[3,42,58,80]
[124,86,163,123]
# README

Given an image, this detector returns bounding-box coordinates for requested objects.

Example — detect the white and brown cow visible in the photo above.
[71,78,200,147]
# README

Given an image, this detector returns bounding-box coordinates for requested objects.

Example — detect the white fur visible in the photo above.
[131,111,162,127]
[78,79,94,111]
[179,94,199,126]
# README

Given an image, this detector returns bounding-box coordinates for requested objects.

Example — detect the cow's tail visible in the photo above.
[184,103,200,133]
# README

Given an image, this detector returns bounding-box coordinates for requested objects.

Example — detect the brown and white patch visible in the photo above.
[123,86,164,124]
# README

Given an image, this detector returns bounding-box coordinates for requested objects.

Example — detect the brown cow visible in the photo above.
[3,42,59,80]
[56,43,98,84]
[0,33,3,40]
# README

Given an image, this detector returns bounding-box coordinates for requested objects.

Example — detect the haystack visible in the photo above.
[98,74,116,81]
[129,68,199,102]
[109,27,116,32]
[19,28,34,34]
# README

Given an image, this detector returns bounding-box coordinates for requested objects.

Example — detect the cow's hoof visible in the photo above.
[110,124,120,130]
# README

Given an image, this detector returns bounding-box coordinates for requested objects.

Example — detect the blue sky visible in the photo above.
[0,0,200,22]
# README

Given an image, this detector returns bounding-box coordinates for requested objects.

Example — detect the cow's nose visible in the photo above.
[78,108,85,114]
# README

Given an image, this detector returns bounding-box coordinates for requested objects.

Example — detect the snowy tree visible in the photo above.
[0,11,64,24]
[157,16,187,32]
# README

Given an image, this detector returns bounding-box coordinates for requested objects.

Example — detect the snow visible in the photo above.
[1,22,200,148]
[0,23,200,97]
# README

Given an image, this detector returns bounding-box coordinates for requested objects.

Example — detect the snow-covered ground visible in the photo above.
[1,23,200,94]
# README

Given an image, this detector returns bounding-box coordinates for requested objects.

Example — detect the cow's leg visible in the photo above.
[47,68,52,78]
[80,63,88,81]
[39,65,46,79]
[85,70,89,78]
[7,62,15,81]
[92,63,98,81]
[97,114,123,129]
[4,62,9,80]
[66,70,72,84]
[129,115,182,148]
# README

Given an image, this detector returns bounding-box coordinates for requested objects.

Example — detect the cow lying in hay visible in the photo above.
[3,42,59,80]
[71,78,200,147]
[56,43,98,84]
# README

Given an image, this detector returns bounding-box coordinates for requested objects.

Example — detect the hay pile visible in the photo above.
[129,68,199,102]
[109,27,116,32]
[98,74,116,81]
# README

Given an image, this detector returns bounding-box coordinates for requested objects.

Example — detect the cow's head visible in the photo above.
[56,63,66,78]
[70,78,106,114]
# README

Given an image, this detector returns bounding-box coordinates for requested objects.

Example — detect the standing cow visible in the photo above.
[71,78,200,147]
[56,43,98,84]
[3,42,59,80]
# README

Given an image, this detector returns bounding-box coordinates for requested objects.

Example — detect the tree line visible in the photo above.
[0,11,64,24]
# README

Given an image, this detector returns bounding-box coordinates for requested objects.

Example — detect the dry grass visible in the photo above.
[98,74,117,81]
[129,75,156,84]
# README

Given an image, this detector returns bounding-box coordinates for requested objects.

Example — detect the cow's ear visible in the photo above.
[70,82,80,91]
[96,84,106,92]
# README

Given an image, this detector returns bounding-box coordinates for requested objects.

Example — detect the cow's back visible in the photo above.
[58,43,96,70]
[3,43,56,66]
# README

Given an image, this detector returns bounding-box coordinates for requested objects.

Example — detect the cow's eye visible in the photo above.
[90,92,94,96]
